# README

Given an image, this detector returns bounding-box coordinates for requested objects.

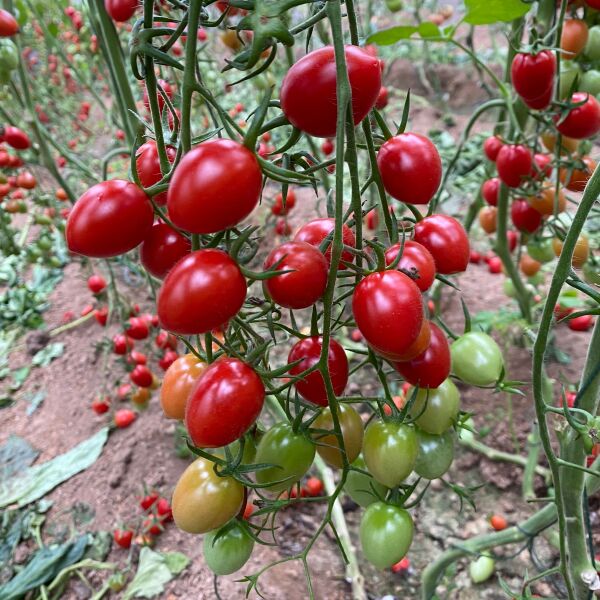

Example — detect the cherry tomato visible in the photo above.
[414,429,455,479]
[0,9,18,36]
[523,85,553,110]
[482,178,499,206]
[490,515,508,531]
[528,185,566,216]
[158,249,246,335]
[130,365,153,388]
[568,314,594,331]
[2,126,30,149]
[375,86,389,109]
[161,354,206,419]
[496,144,532,188]
[540,131,579,155]
[561,19,589,60]
[478,206,497,234]
[105,0,138,21]
[363,421,418,488]
[140,223,191,279]
[527,238,555,263]
[511,50,556,104]
[87,274,106,294]
[312,404,363,468]
[360,503,414,569]
[136,141,176,205]
[172,457,244,534]
[321,139,334,155]
[532,153,552,180]
[413,214,470,274]
[483,136,503,161]
[263,241,328,309]
[385,319,431,362]
[288,336,348,406]
[352,270,423,359]
[114,408,136,428]
[384,240,436,292]
[552,235,590,268]
[113,334,134,355]
[556,93,600,139]
[451,332,504,386]
[66,180,154,258]
[377,133,441,205]
[280,45,381,138]
[92,397,110,415]
[520,254,541,277]
[126,317,149,340]
[113,529,133,549]
[410,378,460,434]
[203,520,254,575]
[511,198,542,233]
[271,189,296,216]
[294,218,356,269]
[16,172,36,190]
[560,157,596,192]
[167,139,262,234]
[344,455,388,507]
[303,477,324,497]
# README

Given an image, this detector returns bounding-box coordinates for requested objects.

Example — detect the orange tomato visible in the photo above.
[520,254,542,277]
[528,185,566,216]
[560,157,596,192]
[132,387,151,406]
[220,29,241,51]
[160,353,206,419]
[561,19,589,60]
[55,187,69,201]
[478,206,498,234]
[540,132,579,155]
[552,235,590,268]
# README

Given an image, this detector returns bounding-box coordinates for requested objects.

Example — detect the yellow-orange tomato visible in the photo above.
[160,353,206,419]
[132,387,151,406]
[55,188,69,201]
[528,186,566,216]
[519,254,542,277]
[541,132,579,155]
[553,235,590,268]
[561,19,589,60]
[560,157,596,192]
[220,29,241,51]
[150,374,161,390]
[478,206,498,234]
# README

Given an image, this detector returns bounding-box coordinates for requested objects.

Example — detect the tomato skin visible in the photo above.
[568,314,594,331]
[482,178,499,206]
[496,144,532,188]
[312,404,364,468]
[66,180,154,258]
[172,457,245,534]
[413,214,470,275]
[140,223,191,279]
[161,353,206,419]
[556,93,600,139]
[393,323,451,389]
[414,429,455,479]
[105,0,138,21]
[135,141,176,205]
[280,45,381,138]
[363,421,418,488]
[158,249,246,335]
[0,10,18,36]
[204,520,254,575]
[344,455,388,507]
[483,136,503,161]
[352,270,423,359]
[294,218,356,269]
[263,241,328,309]
[185,358,264,448]
[511,51,556,103]
[511,199,542,233]
[384,240,436,292]
[377,133,442,205]
[288,336,348,406]
[410,378,460,434]
[167,139,262,234]
[561,19,589,60]
[254,423,315,492]
[359,503,414,569]
[451,331,504,387]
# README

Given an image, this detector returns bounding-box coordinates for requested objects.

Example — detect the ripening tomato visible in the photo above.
[280,46,381,138]
[271,189,296,216]
[136,141,176,205]
[561,19,589,60]
[167,139,262,234]
[511,51,556,104]
[363,421,418,488]
[413,214,470,274]
[414,429,455,479]
[203,520,254,576]
[185,358,264,448]
[161,354,206,419]
[3,126,31,149]
[384,319,431,362]
[483,136,503,161]
[66,180,154,258]
[540,131,579,155]
[105,0,138,21]
[172,457,245,534]
[520,254,542,277]
[0,9,18,36]
[393,323,451,389]
[377,133,441,205]
[560,157,596,192]
[451,332,504,387]
[496,144,532,188]
[254,423,315,492]
[312,404,363,468]
[352,270,423,359]
[287,336,348,406]
[511,198,542,233]
[360,503,413,569]
[16,172,36,190]
[482,178,499,206]
[294,218,356,269]
[384,240,436,292]
[263,241,328,309]
[556,93,600,139]
[478,206,498,234]
[140,223,191,279]
[410,378,460,434]
[158,250,246,335]
[528,185,566,216]
[552,235,590,268]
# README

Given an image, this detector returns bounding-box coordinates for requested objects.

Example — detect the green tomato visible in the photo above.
[385,0,403,11]
[410,379,460,434]
[344,455,388,507]
[469,555,495,584]
[527,271,544,286]
[414,429,455,479]
[203,520,254,576]
[583,262,600,285]
[359,502,413,569]
[559,62,581,98]
[503,278,516,298]
[363,420,418,488]
[0,69,11,85]
[586,26,600,61]
[450,332,504,387]
[255,422,315,492]
[527,239,555,263]
[0,40,18,71]
[580,70,600,96]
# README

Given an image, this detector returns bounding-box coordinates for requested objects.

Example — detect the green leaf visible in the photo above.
[0,428,108,508]
[366,22,441,46]
[48,22,59,37]
[123,548,190,599]
[32,343,64,367]
[464,0,530,25]
[10,366,30,391]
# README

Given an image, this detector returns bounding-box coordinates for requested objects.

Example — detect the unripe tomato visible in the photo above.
[511,50,556,103]
[160,354,205,419]
[552,235,590,267]
[136,141,176,205]
[410,379,460,434]
[414,429,455,479]
[540,132,579,154]
[561,19,589,60]
[527,238,555,263]
[528,185,566,216]
[140,223,191,279]
[312,404,363,468]
[172,457,244,534]
[583,262,600,285]
[520,254,541,277]
[384,240,436,292]
[344,455,387,507]
[294,218,356,269]
[451,332,504,387]
[585,25,600,60]
[478,206,497,234]
[482,178,499,206]
[483,136,503,161]
[556,93,600,139]
[511,198,542,233]
[496,144,532,188]
[580,70,600,96]
[203,520,254,576]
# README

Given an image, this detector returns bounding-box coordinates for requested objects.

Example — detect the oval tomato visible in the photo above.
[414,429,455,479]
[496,144,532,188]
[556,93,600,139]
[451,332,504,386]
[511,198,542,233]
[294,218,356,269]
[66,180,154,258]
[568,314,594,331]
[140,223,191,279]
[511,50,556,103]
[136,141,176,205]
[410,378,460,434]
[478,206,498,234]
[271,189,296,216]
[0,9,18,36]
[482,178,499,206]
[105,0,138,21]
[384,240,436,292]
[157,249,246,335]
[520,254,541,277]
[344,455,388,507]
[528,185,566,216]
[483,136,503,161]
[312,404,363,468]
[2,126,30,149]
[161,354,206,419]
[561,19,589,60]
[560,157,596,192]
[203,520,254,575]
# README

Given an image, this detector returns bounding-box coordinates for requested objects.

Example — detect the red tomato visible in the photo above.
[483,136,503,161]
[263,242,329,309]
[3,126,31,150]
[66,180,154,258]
[321,139,334,156]
[87,274,107,294]
[352,270,423,359]
[393,323,450,389]
[92,397,110,415]
[304,477,324,497]
[130,365,153,388]
[507,230,518,252]
[140,223,191,279]
[490,515,507,531]
[524,86,553,110]
[532,153,552,180]
[113,334,134,355]
[113,529,133,549]
[16,172,36,190]
[511,199,542,233]
[288,336,349,406]
[294,218,356,269]
[568,314,594,331]
[272,189,296,216]
[384,240,436,292]
[136,141,176,205]
[185,358,265,448]
[167,139,262,234]
[413,215,470,275]
[280,45,381,138]
[496,144,532,188]
[155,330,178,350]
[377,133,441,205]
[158,350,178,371]
[114,409,136,428]
[140,491,159,511]
[488,256,502,273]
[105,0,138,22]
[556,93,600,139]
[94,307,108,326]
[158,250,246,335]
[375,86,389,109]
[275,218,291,236]
[157,498,173,522]
[470,250,482,264]
[511,50,556,104]
[127,317,149,340]
[0,9,18,36]
[129,351,147,365]
[482,178,499,206]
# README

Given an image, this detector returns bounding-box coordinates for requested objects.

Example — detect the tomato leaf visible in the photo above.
[464,0,531,25]
[366,22,442,46]
[31,343,64,367]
